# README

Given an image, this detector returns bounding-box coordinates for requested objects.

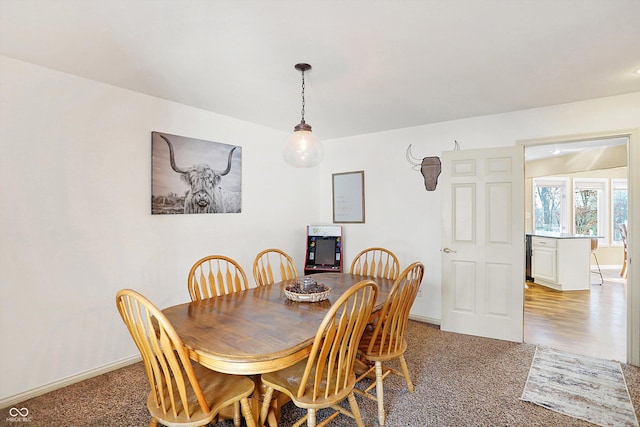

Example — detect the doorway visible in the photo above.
[521,131,635,363]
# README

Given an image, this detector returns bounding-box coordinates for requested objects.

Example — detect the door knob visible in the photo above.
[442,247,457,253]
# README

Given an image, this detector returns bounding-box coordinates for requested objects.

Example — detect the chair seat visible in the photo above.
[148,363,255,427]
[358,332,408,362]
[262,359,357,409]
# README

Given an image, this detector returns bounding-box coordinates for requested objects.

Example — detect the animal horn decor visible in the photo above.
[406,144,442,191]
[159,134,239,213]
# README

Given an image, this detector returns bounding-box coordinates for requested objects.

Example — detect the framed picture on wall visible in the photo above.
[151,131,242,215]
[332,171,365,223]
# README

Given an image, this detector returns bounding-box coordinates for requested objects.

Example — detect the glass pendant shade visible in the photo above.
[283,127,324,167]
[283,63,323,167]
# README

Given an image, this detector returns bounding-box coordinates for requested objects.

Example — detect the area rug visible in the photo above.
[521,346,638,426]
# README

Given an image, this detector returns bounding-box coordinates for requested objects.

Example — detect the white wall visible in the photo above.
[0,56,322,403]
[318,92,640,323]
[1,54,639,404]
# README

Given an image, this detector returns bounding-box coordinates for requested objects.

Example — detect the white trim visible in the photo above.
[519,128,638,367]
[0,355,141,409]
[626,128,639,366]
[409,314,440,325]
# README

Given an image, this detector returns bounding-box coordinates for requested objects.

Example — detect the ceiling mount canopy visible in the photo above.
[283,63,324,168]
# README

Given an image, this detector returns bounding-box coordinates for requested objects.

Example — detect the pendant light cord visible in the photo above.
[300,68,306,124]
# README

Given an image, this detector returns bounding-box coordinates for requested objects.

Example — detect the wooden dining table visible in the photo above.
[162,272,395,426]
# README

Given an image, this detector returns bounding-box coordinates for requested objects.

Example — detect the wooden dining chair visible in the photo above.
[354,262,425,425]
[350,247,400,280]
[259,280,378,427]
[115,289,256,427]
[187,255,249,301]
[620,224,628,279]
[253,248,298,287]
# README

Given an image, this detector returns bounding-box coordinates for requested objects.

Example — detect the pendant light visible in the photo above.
[283,63,324,167]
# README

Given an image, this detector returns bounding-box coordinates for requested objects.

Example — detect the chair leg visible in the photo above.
[233,401,241,427]
[592,252,604,285]
[307,408,317,427]
[240,397,256,427]
[398,355,414,393]
[374,361,385,425]
[267,411,278,427]
[347,392,365,427]
[259,386,274,427]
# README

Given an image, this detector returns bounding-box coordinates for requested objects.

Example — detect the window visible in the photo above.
[573,178,607,244]
[533,178,569,234]
[611,179,628,245]
[532,176,625,245]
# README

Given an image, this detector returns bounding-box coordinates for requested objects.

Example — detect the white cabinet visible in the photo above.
[531,236,590,291]
[531,238,557,282]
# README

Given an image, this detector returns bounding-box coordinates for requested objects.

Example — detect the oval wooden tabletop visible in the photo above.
[162,272,395,375]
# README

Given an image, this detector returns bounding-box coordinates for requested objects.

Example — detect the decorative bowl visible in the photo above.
[284,280,332,302]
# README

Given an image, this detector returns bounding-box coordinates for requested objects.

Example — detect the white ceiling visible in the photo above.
[1,0,639,140]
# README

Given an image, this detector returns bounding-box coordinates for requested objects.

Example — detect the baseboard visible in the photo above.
[409,314,440,325]
[0,355,141,409]
[2,315,438,409]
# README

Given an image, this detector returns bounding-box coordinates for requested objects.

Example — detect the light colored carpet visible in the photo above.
[3,321,640,426]
[521,346,639,427]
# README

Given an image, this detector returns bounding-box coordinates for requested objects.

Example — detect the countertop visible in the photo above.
[527,233,598,239]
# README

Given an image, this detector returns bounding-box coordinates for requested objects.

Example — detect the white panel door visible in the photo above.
[441,146,525,342]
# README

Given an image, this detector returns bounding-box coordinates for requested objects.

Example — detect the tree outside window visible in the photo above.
[533,178,568,234]
[573,178,607,243]
[574,189,599,235]
[534,177,623,245]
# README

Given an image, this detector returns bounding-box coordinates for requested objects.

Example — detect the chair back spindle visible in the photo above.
[354,262,424,425]
[116,289,210,422]
[188,255,249,301]
[253,248,298,287]
[259,280,377,426]
[366,262,424,357]
[298,280,378,402]
[350,247,400,280]
[116,289,257,427]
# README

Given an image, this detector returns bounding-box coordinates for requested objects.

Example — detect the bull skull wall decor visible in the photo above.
[406,144,442,191]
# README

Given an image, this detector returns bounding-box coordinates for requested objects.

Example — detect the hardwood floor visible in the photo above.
[524,267,627,362]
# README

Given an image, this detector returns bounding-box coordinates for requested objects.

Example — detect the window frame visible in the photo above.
[573,178,608,246]
[611,178,628,247]
[532,177,570,235]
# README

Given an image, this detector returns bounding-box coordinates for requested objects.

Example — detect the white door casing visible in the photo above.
[520,128,639,365]
[441,146,525,342]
